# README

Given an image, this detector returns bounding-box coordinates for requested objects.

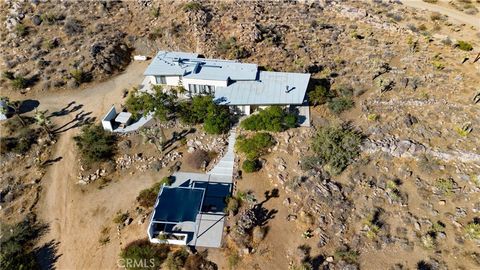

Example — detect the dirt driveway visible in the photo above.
[401,0,480,28]
[32,61,166,269]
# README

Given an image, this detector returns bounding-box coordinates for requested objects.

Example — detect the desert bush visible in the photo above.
[456,40,473,51]
[421,234,436,249]
[150,6,160,18]
[40,12,57,24]
[187,149,211,170]
[120,239,170,270]
[11,76,28,90]
[334,248,359,264]
[430,12,442,20]
[235,132,275,160]
[299,155,323,171]
[183,2,203,12]
[0,129,37,155]
[137,178,171,208]
[464,222,480,240]
[422,0,438,3]
[113,211,129,224]
[15,24,28,37]
[74,124,116,163]
[184,252,217,270]
[64,19,84,36]
[434,178,456,196]
[308,84,334,106]
[0,219,42,270]
[242,159,260,173]
[166,248,189,270]
[240,106,297,132]
[227,251,240,269]
[328,97,354,115]
[311,125,363,175]
[225,196,240,215]
[70,69,90,84]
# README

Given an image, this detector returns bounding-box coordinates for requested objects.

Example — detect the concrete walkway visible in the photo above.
[207,128,236,183]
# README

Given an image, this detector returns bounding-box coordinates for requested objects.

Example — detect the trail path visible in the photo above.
[401,0,480,28]
[34,62,149,269]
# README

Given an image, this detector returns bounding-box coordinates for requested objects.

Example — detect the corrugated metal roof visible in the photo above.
[144,51,257,81]
[214,71,311,105]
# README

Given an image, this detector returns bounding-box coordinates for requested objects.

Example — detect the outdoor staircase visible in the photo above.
[207,127,237,182]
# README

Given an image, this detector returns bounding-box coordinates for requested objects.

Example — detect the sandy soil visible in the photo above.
[33,61,165,270]
[401,0,480,28]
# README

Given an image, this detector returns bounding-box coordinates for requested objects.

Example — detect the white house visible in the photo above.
[141,51,311,125]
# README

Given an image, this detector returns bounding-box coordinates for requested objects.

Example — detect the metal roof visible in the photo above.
[144,51,257,81]
[214,71,311,105]
[153,187,204,223]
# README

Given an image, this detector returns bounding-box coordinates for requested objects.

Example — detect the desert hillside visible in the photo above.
[1,0,479,270]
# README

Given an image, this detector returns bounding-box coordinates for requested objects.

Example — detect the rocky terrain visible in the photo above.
[1,0,479,269]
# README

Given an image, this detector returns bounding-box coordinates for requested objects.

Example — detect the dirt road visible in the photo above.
[34,61,162,269]
[401,0,480,28]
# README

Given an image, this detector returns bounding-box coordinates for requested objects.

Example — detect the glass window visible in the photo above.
[155,76,166,84]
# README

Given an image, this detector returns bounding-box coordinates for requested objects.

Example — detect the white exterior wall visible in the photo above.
[101,106,116,131]
[182,78,227,89]
[148,75,181,86]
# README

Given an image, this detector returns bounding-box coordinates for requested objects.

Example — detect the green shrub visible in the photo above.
[113,211,129,224]
[70,69,90,84]
[435,178,456,196]
[178,95,213,124]
[334,248,359,264]
[242,159,260,173]
[137,178,171,208]
[126,87,176,121]
[457,40,473,51]
[183,2,203,12]
[40,12,57,24]
[11,76,28,90]
[15,24,27,37]
[150,6,160,18]
[120,239,170,270]
[308,84,334,106]
[328,97,354,115]
[311,125,363,175]
[240,106,297,132]
[235,132,275,160]
[299,155,323,171]
[464,222,480,240]
[74,124,116,163]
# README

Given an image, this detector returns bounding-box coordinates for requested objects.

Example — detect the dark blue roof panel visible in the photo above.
[153,187,204,223]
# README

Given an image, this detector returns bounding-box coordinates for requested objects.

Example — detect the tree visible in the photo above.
[204,105,231,134]
[140,127,166,152]
[1,97,25,126]
[311,125,363,174]
[125,85,176,121]
[74,124,116,163]
[34,109,54,140]
[240,106,297,132]
[242,159,260,173]
[235,132,275,160]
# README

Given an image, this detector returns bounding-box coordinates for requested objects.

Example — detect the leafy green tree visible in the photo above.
[0,219,42,270]
[311,125,363,174]
[204,105,231,134]
[240,106,297,132]
[178,95,213,124]
[125,85,176,121]
[74,124,116,163]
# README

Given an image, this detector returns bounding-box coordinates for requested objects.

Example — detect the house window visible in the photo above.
[155,76,166,84]
[188,84,215,96]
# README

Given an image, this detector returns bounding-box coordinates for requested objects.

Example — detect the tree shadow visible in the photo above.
[251,203,277,227]
[18,99,40,114]
[163,127,195,150]
[53,111,95,134]
[34,240,62,270]
[49,102,83,118]
[42,157,63,167]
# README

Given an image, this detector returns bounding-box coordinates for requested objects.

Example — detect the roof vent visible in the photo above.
[285,85,295,93]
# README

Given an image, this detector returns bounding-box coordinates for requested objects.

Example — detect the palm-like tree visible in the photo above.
[1,97,25,126]
[34,109,54,140]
